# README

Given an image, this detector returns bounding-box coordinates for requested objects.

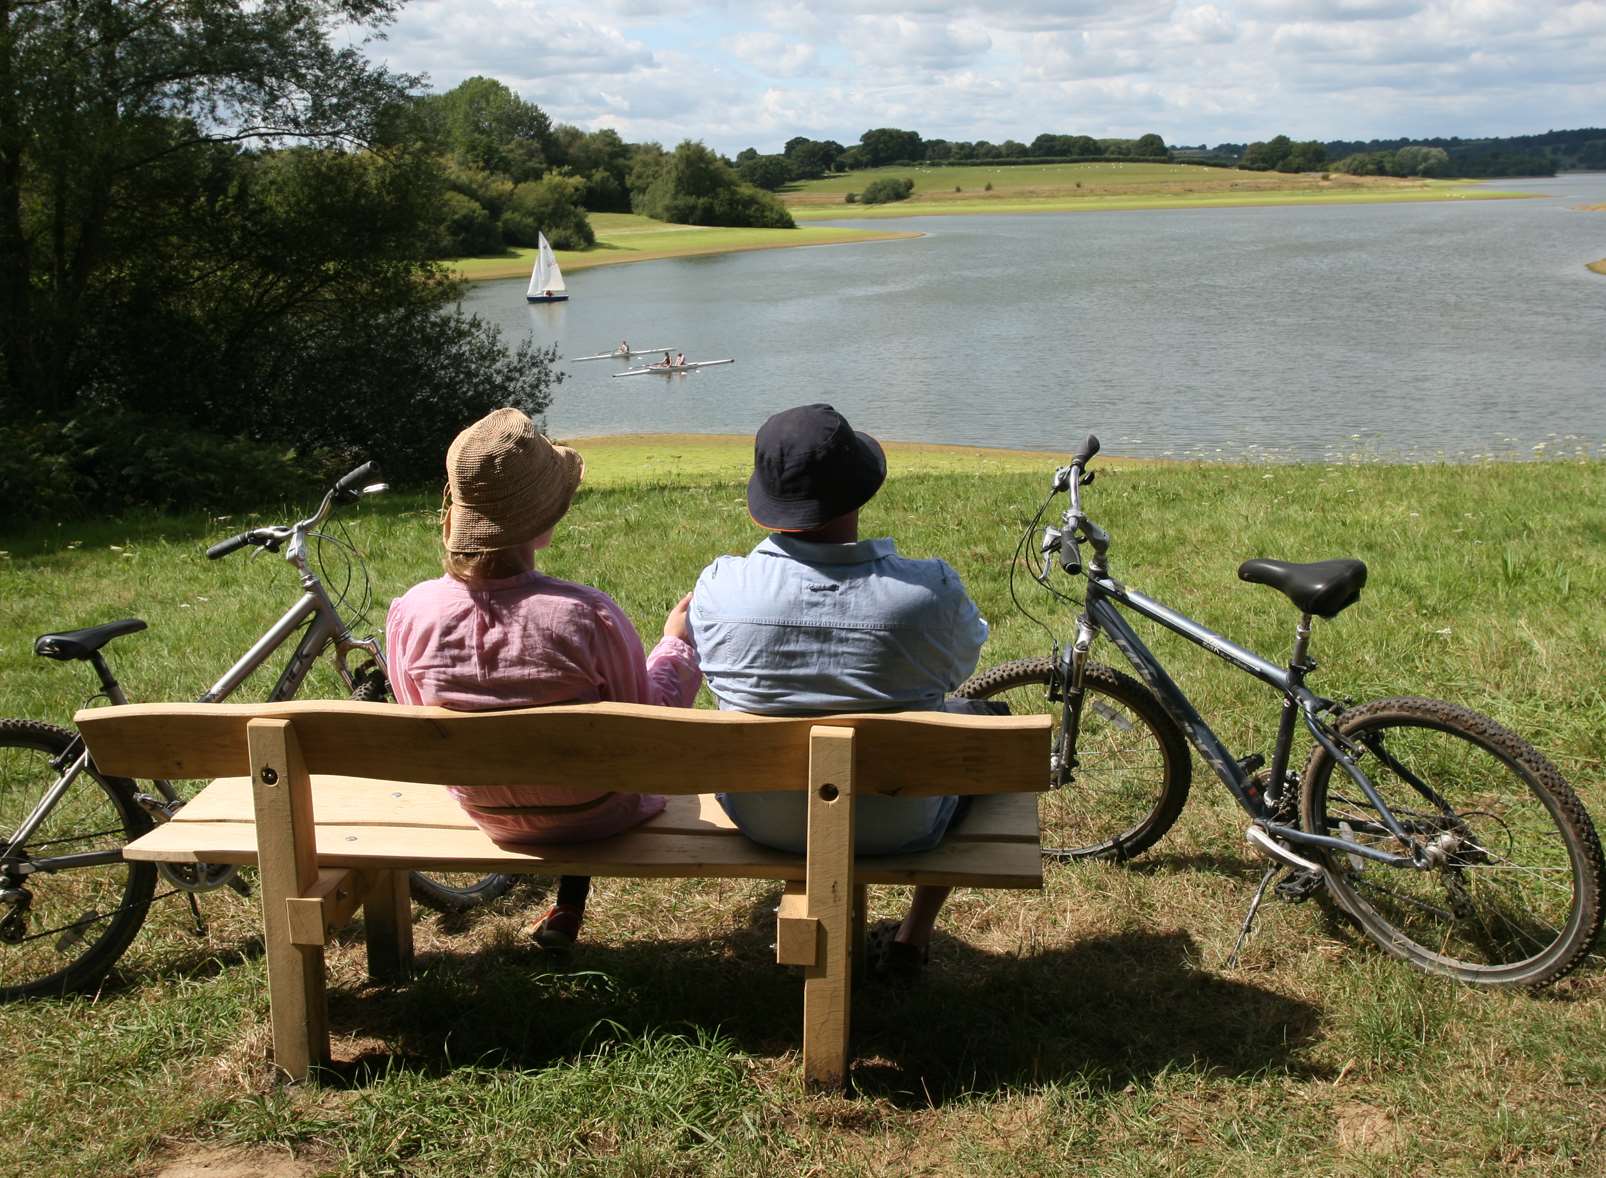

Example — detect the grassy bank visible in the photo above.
[3,444,1604,1175]
[783,161,1526,221]
[450,213,920,282]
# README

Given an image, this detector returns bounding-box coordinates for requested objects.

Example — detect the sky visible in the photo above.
[350,1,1606,154]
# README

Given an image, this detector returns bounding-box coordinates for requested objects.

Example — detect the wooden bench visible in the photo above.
[76,700,1049,1089]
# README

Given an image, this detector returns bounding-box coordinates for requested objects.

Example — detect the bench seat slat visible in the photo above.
[124,778,1043,889]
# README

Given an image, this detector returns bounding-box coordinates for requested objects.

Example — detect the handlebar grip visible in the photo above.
[333,461,379,501]
[1071,435,1100,468]
[1060,532,1084,576]
[206,532,255,560]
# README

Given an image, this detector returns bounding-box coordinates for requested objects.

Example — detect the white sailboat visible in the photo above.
[525,232,568,303]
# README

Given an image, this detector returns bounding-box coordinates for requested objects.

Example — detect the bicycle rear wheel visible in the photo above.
[0,720,157,999]
[955,658,1192,861]
[1300,696,1603,988]
[347,672,519,913]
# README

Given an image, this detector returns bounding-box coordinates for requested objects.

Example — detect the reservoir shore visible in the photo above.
[452,163,1536,282]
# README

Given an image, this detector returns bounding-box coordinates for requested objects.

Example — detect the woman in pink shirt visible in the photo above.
[386,408,700,948]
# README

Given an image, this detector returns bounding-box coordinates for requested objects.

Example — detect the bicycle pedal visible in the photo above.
[1245,827,1323,874]
[1273,868,1324,903]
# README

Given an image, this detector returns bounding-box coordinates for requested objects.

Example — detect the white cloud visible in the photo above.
[356,0,1606,151]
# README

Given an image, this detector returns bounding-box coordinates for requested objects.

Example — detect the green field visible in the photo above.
[783,161,1523,220]
[3,441,1604,1175]
[450,213,919,282]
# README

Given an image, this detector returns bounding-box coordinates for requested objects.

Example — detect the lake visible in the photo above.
[462,174,1606,460]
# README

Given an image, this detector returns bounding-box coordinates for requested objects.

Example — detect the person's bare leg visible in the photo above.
[895,885,951,948]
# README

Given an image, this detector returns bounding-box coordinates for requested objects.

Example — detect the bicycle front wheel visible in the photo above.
[1300,697,1603,988]
[0,720,157,999]
[955,658,1191,861]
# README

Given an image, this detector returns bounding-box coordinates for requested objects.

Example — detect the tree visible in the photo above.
[1242,135,1293,170]
[421,76,553,181]
[631,141,794,228]
[501,173,594,249]
[0,0,562,511]
[1134,133,1168,157]
[1392,145,1449,177]
[737,153,792,191]
[788,140,842,178]
[1281,140,1328,172]
[858,127,923,166]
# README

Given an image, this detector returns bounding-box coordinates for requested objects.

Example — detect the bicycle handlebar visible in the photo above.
[333,461,379,503]
[1071,434,1100,469]
[205,532,257,560]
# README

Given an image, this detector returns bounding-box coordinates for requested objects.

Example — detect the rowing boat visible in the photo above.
[570,347,676,362]
[612,359,736,378]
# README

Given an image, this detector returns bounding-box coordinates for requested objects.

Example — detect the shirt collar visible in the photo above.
[755,534,897,565]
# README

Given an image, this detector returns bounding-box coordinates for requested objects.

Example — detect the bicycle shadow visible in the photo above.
[319,893,1324,1100]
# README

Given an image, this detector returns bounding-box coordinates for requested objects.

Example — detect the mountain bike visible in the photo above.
[0,463,513,999]
[956,435,1603,988]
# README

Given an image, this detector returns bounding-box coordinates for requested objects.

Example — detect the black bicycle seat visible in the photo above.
[33,619,148,661]
[1237,559,1367,619]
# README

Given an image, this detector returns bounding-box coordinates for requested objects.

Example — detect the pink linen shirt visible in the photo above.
[384,570,701,844]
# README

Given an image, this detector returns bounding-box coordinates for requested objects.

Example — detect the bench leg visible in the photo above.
[364,869,414,982]
[249,719,330,1081]
[803,726,856,1090]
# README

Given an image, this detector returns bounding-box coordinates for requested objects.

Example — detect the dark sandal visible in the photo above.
[865,918,928,983]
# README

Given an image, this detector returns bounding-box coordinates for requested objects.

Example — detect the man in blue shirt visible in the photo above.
[691,403,990,975]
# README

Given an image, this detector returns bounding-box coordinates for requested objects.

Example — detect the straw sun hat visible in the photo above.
[443,408,583,553]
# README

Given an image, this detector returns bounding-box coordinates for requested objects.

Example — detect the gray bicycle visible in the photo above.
[0,463,512,1000]
[957,436,1603,988]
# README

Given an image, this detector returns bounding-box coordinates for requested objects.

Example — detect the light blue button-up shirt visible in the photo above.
[690,534,990,854]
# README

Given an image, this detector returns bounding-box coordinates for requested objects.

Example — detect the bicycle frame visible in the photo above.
[1061,562,1425,870]
[5,502,385,870]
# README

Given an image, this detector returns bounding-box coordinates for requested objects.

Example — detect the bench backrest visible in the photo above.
[76,700,1049,796]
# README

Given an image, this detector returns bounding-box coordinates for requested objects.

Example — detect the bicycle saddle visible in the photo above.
[1237,559,1367,619]
[34,618,148,661]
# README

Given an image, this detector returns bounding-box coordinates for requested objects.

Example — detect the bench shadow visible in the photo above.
[319,893,1324,1101]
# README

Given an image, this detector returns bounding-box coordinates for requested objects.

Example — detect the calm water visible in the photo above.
[463,174,1606,460]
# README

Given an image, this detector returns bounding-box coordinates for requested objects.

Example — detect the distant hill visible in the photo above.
[1322,128,1606,177]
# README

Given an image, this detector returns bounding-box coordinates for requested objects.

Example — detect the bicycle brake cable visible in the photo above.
[1008,490,1072,645]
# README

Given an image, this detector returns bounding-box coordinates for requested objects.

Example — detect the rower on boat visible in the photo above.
[674,351,686,367]
[617,340,630,356]
[658,351,672,368]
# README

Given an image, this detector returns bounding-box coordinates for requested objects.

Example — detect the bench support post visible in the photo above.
[248,719,329,1082]
[803,725,856,1090]
[363,869,415,981]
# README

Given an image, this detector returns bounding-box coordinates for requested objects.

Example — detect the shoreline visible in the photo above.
[453,225,920,283]
[554,433,1598,487]
[450,175,1539,282]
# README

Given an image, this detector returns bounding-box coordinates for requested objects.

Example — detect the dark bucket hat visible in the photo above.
[746,403,887,532]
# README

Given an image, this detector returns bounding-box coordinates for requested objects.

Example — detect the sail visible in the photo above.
[527,233,566,297]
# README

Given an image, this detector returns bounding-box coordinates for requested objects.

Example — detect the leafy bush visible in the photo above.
[435,190,502,257]
[0,412,308,524]
[844,192,858,203]
[860,177,914,204]
[631,142,795,228]
[501,173,595,249]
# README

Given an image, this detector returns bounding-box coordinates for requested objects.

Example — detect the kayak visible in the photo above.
[613,358,738,376]
[571,347,676,362]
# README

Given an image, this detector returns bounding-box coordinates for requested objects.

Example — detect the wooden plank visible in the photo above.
[363,870,414,982]
[122,813,1043,887]
[248,719,329,1082]
[118,793,1040,887]
[775,882,817,966]
[75,701,1049,798]
[285,869,374,946]
[802,726,855,1091]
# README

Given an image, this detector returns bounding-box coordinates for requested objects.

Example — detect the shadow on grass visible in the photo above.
[316,894,1323,1101]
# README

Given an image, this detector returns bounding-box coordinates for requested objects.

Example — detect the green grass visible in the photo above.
[3,443,1604,1175]
[449,213,920,282]
[783,162,1528,221]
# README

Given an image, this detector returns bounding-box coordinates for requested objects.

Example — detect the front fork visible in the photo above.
[1051,613,1100,788]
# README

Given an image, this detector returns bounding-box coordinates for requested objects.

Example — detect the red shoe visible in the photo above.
[531,903,584,950]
